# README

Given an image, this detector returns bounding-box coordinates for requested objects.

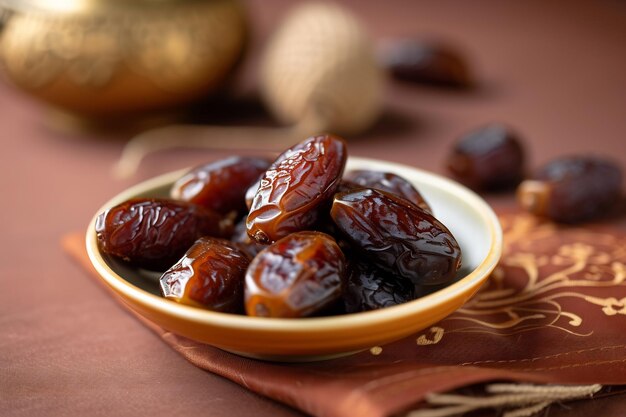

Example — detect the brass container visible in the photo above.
[0,0,247,120]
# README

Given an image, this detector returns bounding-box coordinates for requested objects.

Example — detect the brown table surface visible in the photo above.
[1,0,625,416]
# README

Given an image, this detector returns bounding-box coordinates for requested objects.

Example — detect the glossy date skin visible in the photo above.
[245,231,346,318]
[246,134,347,244]
[344,261,415,313]
[95,198,231,271]
[230,217,267,259]
[244,177,261,211]
[517,156,623,223]
[344,169,432,213]
[447,123,525,190]
[245,151,295,211]
[331,188,462,286]
[160,237,250,313]
[171,156,271,216]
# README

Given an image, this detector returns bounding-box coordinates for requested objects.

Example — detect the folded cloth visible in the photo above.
[64,213,626,417]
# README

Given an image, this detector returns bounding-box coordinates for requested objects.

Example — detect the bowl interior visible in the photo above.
[86,157,502,360]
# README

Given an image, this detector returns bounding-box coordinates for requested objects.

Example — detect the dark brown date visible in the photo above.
[331,188,462,285]
[245,151,295,210]
[336,180,360,194]
[230,217,267,258]
[171,156,270,216]
[344,169,432,213]
[160,237,250,313]
[95,198,232,271]
[344,261,415,313]
[517,156,623,223]
[382,40,472,88]
[244,177,261,211]
[246,134,347,244]
[245,231,346,318]
[447,123,525,190]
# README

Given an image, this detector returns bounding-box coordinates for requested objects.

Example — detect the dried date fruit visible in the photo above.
[160,237,250,313]
[308,213,356,258]
[246,134,347,244]
[344,169,432,213]
[171,156,271,216]
[245,231,346,318]
[336,180,360,194]
[245,177,261,211]
[95,198,232,271]
[517,156,623,223]
[447,123,525,190]
[230,218,267,258]
[331,188,462,285]
[381,40,472,88]
[344,261,415,313]
[245,152,295,211]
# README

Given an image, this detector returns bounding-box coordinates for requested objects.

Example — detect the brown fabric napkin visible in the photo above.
[63,213,626,417]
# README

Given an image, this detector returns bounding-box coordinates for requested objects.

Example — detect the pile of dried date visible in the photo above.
[382,38,624,220]
[445,123,624,223]
[96,134,462,318]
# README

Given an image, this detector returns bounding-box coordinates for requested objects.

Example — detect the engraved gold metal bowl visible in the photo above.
[86,157,503,361]
[0,0,246,119]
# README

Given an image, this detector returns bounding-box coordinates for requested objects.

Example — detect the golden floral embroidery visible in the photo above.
[417,214,626,345]
[370,346,383,355]
[416,327,444,346]
[583,296,626,316]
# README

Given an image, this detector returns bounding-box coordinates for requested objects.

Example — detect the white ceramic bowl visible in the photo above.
[86,157,502,361]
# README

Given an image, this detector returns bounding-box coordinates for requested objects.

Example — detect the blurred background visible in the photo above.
[1,0,625,178]
[2,1,625,150]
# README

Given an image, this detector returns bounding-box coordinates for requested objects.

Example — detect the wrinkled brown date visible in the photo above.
[517,156,623,223]
[100,135,471,317]
[331,188,462,286]
[244,177,261,211]
[160,237,250,313]
[245,152,295,211]
[245,231,346,318]
[447,123,525,190]
[95,198,232,271]
[382,40,472,88]
[344,169,432,213]
[171,156,271,216]
[230,217,267,259]
[344,261,415,313]
[246,134,347,244]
